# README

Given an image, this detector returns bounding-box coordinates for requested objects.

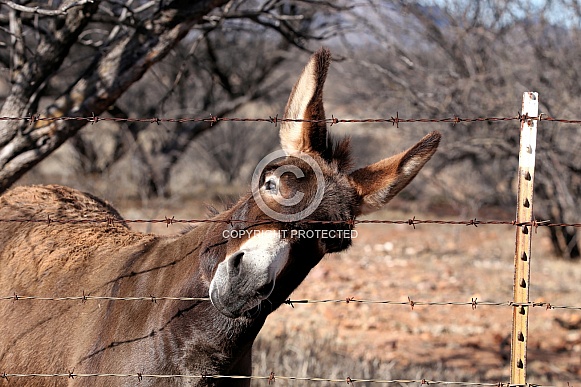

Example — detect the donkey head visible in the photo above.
[208,48,440,319]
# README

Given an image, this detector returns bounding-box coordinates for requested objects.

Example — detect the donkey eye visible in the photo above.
[264,179,277,192]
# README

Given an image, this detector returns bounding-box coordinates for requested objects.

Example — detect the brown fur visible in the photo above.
[0,49,440,386]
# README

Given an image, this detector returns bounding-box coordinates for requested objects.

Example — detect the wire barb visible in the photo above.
[391,112,400,128]
[269,114,279,126]
[27,114,39,126]
[466,218,479,227]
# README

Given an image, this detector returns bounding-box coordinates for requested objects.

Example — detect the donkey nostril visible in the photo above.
[228,251,244,277]
[256,280,275,298]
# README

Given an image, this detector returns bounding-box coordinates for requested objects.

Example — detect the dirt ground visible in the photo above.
[124,199,581,385]
[258,210,581,385]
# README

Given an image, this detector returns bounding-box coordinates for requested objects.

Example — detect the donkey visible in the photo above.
[0,48,440,386]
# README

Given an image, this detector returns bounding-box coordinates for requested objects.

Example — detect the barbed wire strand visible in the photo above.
[0,372,551,386]
[1,295,578,311]
[0,217,579,229]
[1,113,580,127]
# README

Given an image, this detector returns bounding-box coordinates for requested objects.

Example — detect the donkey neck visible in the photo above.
[152,220,268,377]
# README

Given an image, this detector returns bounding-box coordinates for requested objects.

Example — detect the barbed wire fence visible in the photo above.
[1,94,580,385]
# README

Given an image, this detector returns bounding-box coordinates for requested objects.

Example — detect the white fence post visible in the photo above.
[510,92,538,385]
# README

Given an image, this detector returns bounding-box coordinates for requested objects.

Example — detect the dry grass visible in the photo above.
[252,331,481,386]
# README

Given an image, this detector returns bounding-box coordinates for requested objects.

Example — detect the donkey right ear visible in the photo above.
[280,48,331,155]
[349,131,441,216]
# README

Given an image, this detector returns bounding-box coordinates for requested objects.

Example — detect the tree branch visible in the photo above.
[0,0,95,16]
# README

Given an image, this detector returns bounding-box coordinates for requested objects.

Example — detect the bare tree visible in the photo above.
[331,0,581,259]
[0,0,351,196]
[0,0,222,192]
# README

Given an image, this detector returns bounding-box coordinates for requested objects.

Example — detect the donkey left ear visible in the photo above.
[280,48,331,155]
[349,131,441,216]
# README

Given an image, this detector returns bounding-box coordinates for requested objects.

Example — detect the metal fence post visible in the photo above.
[510,92,538,385]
